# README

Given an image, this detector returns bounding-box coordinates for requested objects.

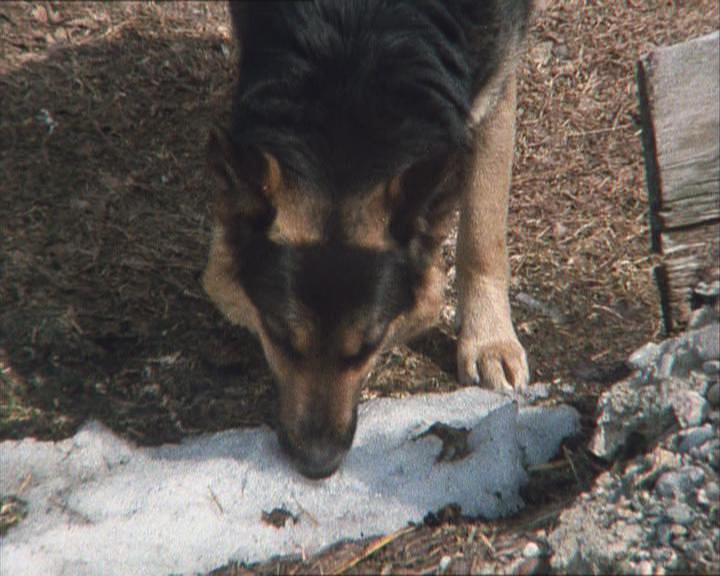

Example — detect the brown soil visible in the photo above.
[1,1,718,573]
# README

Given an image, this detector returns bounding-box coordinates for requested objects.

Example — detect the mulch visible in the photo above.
[1,1,717,572]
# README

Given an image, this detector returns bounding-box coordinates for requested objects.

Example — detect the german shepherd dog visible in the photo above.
[203,0,533,478]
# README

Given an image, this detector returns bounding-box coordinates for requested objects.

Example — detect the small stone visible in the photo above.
[688,307,716,329]
[677,425,714,453]
[559,383,575,395]
[696,488,710,508]
[628,342,661,370]
[703,360,720,375]
[671,524,688,538]
[705,481,719,501]
[637,560,654,575]
[669,390,709,428]
[698,439,720,470]
[655,336,706,378]
[655,467,705,499]
[653,547,679,571]
[523,541,541,558]
[634,550,651,562]
[694,280,720,299]
[524,383,550,402]
[666,503,694,525]
[707,383,720,408]
[692,323,720,362]
[656,523,673,546]
[514,557,551,575]
[437,556,452,573]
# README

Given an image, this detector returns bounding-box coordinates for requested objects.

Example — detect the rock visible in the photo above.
[657,342,698,379]
[437,556,452,573]
[628,342,661,371]
[522,383,550,403]
[550,318,720,574]
[707,382,720,407]
[692,323,720,362]
[702,360,720,375]
[696,439,720,470]
[666,503,694,525]
[705,481,719,501]
[590,377,676,459]
[559,383,576,395]
[548,502,645,574]
[523,542,541,558]
[689,306,716,329]
[512,556,552,575]
[694,280,720,299]
[668,390,709,428]
[591,320,719,459]
[656,523,673,546]
[696,488,711,508]
[655,467,705,499]
[676,425,714,453]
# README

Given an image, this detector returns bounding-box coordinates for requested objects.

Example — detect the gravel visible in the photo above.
[548,300,720,574]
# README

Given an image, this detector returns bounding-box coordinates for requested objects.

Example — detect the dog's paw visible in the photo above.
[457,337,529,394]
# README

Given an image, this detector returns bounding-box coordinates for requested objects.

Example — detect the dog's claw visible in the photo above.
[457,338,529,394]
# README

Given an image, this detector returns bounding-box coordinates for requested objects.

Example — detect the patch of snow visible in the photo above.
[1,388,579,576]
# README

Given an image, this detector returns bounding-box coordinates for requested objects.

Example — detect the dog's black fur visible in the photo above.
[223,0,530,344]
[228,0,531,191]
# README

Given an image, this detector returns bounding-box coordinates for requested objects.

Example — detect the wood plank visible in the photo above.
[637,32,720,332]
[655,223,720,332]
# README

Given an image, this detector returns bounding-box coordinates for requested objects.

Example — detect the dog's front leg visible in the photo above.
[455,73,528,393]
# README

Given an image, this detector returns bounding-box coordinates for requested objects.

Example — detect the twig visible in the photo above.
[563,446,581,486]
[208,487,224,514]
[566,123,632,138]
[476,528,496,556]
[332,525,415,575]
[528,459,569,473]
[591,304,625,321]
[291,495,319,527]
[19,473,33,495]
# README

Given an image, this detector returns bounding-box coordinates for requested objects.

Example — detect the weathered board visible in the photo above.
[637,31,720,333]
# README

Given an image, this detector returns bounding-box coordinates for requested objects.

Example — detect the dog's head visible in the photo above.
[203,128,461,478]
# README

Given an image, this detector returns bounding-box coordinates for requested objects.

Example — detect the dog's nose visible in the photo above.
[278,412,357,479]
[293,438,348,479]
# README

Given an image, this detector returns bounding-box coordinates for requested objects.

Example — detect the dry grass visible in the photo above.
[1,0,718,573]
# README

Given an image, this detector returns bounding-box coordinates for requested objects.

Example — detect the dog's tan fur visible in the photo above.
[456,72,528,392]
[203,224,259,332]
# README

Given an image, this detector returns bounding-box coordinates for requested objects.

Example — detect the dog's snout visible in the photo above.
[279,410,358,479]
[294,437,348,479]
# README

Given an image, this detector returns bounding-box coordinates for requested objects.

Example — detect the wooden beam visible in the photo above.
[637,31,720,332]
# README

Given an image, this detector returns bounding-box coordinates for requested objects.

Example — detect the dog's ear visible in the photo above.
[207,126,280,227]
[387,153,462,251]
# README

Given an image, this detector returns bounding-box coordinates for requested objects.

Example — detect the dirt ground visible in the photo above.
[1,1,718,573]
